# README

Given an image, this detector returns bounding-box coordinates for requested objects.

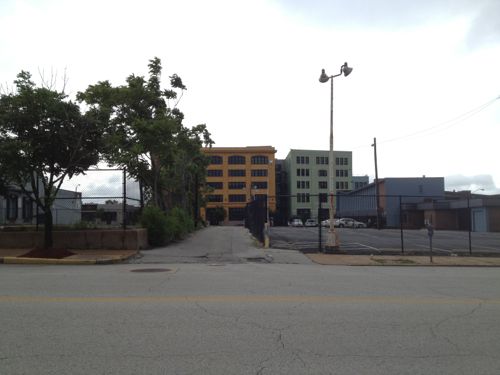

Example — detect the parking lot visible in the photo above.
[270,226,500,255]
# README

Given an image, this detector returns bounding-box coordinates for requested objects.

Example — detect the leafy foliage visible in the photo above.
[140,205,170,246]
[140,205,194,246]
[0,71,102,249]
[78,57,213,214]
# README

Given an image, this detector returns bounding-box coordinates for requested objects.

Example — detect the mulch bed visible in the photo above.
[20,248,75,259]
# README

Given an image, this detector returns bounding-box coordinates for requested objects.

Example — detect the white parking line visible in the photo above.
[415,244,454,254]
[351,242,382,253]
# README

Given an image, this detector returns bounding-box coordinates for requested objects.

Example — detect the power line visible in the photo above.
[350,95,499,150]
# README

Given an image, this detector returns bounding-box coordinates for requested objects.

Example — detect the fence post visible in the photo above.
[36,176,39,232]
[399,195,404,254]
[318,196,322,253]
[468,195,472,255]
[122,168,127,230]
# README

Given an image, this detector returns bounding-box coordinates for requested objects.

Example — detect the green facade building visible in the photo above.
[285,149,353,221]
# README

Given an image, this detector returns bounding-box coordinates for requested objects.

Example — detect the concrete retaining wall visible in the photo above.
[0,229,148,250]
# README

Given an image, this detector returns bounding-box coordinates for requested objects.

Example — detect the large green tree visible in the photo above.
[0,72,102,249]
[78,57,213,215]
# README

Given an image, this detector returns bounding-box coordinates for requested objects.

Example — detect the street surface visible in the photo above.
[1,227,500,374]
[270,226,500,255]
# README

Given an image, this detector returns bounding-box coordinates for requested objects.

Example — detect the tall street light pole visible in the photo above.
[371,137,381,229]
[319,62,353,253]
[264,159,273,248]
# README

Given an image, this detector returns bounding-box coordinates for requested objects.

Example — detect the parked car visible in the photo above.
[304,219,318,227]
[321,219,340,227]
[338,218,367,228]
[289,218,304,227]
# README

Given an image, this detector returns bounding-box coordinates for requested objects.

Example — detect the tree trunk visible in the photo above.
[43,207,53,250]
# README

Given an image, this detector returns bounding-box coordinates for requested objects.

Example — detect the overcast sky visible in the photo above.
[1,0,499,194]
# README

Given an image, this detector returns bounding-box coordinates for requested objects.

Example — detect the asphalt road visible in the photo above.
[270,226,500,255]
[1,263,500,374]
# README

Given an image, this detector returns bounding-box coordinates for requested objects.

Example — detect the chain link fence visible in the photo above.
[0,168,143,229]
[268,193,500,255]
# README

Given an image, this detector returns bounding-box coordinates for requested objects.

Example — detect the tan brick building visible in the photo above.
[201,146,276,224]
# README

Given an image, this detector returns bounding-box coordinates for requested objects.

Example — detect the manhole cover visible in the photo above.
[130,268,171,273]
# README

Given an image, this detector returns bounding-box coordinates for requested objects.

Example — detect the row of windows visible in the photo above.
[297,169,349,177]
[336,181,349,190]
[297,194,334,203]
[336,169,349,177]
[296,156,309,164]
[209,155,270,165]
[296,181,333,190]
[295,156,349,166]
[297,168,309,177]
[316,156,328,165]
[207,181,269,190]
[207,169,268,177]
[206,194,268,203]
[354,181,368,189]
[336,157,349,166]
[297,193,310,203]
[296,181,310,189]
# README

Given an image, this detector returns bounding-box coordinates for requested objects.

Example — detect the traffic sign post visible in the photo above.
[427,224,434,263]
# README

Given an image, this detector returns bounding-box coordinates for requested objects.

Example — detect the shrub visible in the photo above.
[167,207,194,240]
[140,205,170,246]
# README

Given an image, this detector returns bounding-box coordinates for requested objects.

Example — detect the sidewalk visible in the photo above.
[0,249,137,265]
[306,253,500,266]
[2,226,500,266]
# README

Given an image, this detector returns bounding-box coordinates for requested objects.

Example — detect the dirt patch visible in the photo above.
[372,258,417,265]
[20,248,75,259]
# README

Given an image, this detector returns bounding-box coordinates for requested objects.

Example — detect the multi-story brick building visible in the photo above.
[201,146,276,224]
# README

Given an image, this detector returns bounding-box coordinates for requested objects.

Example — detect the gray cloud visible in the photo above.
[274,0,499,47]
[466,1,500,48]
[445,174,499,193]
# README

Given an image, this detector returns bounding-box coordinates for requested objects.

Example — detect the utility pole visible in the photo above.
[372,137,381,229]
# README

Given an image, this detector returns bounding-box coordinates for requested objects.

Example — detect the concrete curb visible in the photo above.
[305,254,500,267]
[0,252,137,265]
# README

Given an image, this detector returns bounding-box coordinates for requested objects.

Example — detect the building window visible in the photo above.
[296,181,310,189]
[318,181,328,189]
[318,169,327,177]
[255,194,267,201]
[229,194,246,202]
[316,156,328,165]
[296,168,309,177]
[207,182,223,190]
[296,156,309,164]
[22,197,33,221]
[335,181,349,190]
[228,169,246,177]
[335,169,349,177]
[354,182,367,189]
[228,155,246,164]
[229,181,246,189]
[251,155,269,164]
[335,157,349,166]
[251,169,267,177]
[252,181,267,189]
[207,169,223,177]
[209,155,223,164]
[296,193,310,203]
[207,194,223,202]
[319,193,328,203]
[6,195,18,221]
